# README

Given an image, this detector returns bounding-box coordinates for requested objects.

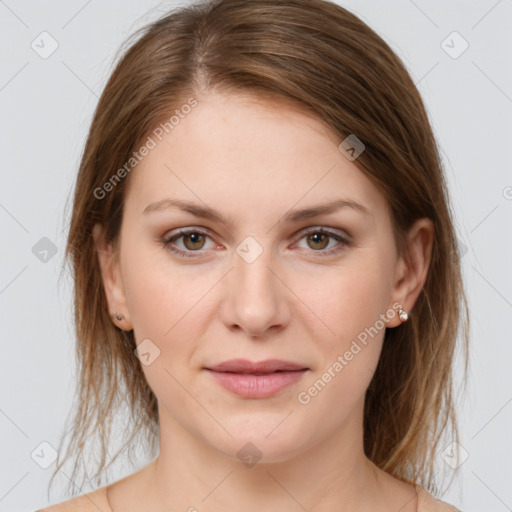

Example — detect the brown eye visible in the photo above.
[306,232,330,250]
[162,228,216,258]
[182,232,206,250]
[294,228,351,256]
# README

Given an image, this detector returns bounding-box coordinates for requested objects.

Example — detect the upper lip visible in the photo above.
[205,359,308,373]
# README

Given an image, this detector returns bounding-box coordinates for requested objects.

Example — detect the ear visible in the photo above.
[386,217,434,328]
[92,223,133,330]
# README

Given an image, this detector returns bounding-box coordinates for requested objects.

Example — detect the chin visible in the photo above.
[205,411,310,465]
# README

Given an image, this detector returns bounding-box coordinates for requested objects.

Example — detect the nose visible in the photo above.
[219,242,292,338]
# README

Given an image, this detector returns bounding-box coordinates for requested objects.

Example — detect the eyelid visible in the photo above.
[162,225,351,258]
[293,225,351,243]
[290,226,351,254]
[162,227,219,257]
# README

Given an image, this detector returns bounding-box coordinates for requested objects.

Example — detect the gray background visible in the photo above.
[1,1,511,510]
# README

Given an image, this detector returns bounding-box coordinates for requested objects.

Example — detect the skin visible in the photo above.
[93,90,434,512]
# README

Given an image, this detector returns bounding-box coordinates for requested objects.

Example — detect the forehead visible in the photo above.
[123,91,386,219]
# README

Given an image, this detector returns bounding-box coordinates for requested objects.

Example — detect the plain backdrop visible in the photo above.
[1,1,511,511]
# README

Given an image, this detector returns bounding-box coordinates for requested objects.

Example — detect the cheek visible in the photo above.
[295,257,389,402]
[121,243,206,336]
[121,248,211,398]
[120,243,230,364]
[298,275,386,421]
[298,258,389,344]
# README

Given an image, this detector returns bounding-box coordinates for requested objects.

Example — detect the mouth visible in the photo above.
[204,359,309,399]
[205,358,309,373]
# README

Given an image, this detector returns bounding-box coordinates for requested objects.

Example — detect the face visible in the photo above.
[95,90,430,464]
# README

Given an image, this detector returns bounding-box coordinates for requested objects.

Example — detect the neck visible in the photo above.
[144,405,386,511]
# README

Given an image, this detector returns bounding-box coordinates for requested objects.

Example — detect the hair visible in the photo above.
[51,0,470,500]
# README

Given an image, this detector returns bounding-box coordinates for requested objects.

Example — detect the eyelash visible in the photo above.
[161,227,352,259]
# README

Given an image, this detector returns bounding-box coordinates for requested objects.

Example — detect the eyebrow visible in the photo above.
[142,198,370,223]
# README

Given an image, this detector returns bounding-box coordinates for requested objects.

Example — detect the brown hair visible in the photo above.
[51,0,470,500]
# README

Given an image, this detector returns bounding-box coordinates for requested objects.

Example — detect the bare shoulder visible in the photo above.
[36,486,109,512]
[416,485,461,512]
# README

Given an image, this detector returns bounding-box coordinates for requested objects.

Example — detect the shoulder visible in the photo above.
[36,485,110,512]
[415,484,461,512]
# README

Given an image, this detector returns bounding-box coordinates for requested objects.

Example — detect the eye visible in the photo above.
[294,227,351,256]
[162,228,217,258]
[162,226,352,259]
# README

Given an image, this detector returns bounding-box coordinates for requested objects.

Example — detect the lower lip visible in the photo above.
[205,369,308,398]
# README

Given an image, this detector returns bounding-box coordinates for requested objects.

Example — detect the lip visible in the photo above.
[204,359,309,399]
[206,358,308,373]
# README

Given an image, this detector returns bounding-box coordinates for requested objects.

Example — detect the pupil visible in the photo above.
[309,233,328,250]
[186,233,204,249]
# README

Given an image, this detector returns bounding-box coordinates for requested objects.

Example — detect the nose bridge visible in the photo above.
[235,242,275,295]
[223,235,289,336]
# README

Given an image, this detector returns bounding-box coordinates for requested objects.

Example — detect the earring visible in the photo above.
[398,308,408,322]
[111,312,124,322]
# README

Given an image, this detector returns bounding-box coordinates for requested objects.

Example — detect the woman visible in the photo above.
[39,0,469,510]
